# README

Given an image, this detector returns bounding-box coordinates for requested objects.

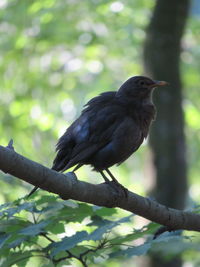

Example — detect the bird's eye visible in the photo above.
[139,81,145,86]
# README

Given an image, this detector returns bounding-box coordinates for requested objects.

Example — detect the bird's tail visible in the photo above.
[27,186,38,197]
[27,162,83,197]
[27,165,57,198]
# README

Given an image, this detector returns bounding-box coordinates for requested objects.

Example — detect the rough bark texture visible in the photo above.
[143,0,190,266]
[1,144,200,232]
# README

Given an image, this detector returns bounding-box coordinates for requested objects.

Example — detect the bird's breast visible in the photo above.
[127,103,156,138]
[89,117,144,170]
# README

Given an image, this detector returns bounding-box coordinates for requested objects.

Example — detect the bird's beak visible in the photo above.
[152,80,169,88]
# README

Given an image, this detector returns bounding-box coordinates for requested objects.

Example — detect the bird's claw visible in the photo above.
[65,171,78,183]
[104,180,128,199]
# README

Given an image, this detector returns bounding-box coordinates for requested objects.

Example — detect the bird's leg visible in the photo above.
[64,164,83,183]
[72,163,83,172]
[105,169,118,183]
[99,170,123,208]
[105,169,128,198]
[99,171,110,183]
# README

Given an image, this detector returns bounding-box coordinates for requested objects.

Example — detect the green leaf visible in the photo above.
[0,251,32,267]
[0,202,35,217]
[88,215,132,241]
[0,234,10,249]
[111,242,151,258]
[0,218,28,233]
[109,232,141,246]
[0,203,11,212]
[40,263,55,267]
[93,206,117,217]
[151,236,193,257]
[53,202,93,223]
[19,220,50,236]
[110,223,159,245]
[69,245,92,256]
[125,243,151,257]
[49,231,89,257]
[46,222,65,234]
[35,195,58,205]
[89,215,111,227]
[8,236,27,249]
[63,203,93,222]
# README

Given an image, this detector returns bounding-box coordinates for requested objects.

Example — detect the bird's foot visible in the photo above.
[112,180,128,198]
[99,170,128,201]
[66,171,78,183]
[105,180,128,199]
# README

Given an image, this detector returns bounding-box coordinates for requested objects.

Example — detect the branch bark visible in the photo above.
[0,144,200,232]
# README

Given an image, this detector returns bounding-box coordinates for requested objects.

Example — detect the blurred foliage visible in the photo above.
[0,0,156,202]
[0,0,200,266]
[0,195,198,267]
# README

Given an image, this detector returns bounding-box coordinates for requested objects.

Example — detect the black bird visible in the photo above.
[28,76,168,196]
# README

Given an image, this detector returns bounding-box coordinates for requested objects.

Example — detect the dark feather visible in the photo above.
[52,78,157,172]
[28,76,167,197]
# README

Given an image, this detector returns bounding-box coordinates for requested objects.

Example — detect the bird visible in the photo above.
[28,76,168,197]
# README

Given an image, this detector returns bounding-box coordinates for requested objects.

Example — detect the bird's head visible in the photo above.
[117,76,168,101]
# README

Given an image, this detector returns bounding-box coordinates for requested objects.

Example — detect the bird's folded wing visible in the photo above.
[53,96,143,172]
[59,106,121,170]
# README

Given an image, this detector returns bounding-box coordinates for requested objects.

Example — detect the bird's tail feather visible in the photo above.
[27,161,68,198]
[27,186,38,197]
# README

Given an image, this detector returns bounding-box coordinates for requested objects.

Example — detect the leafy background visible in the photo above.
[0,0,200,266]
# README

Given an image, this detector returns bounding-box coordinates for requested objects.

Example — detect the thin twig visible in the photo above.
[40,232,55,243]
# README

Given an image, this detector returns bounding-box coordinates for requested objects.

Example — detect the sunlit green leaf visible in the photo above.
[19,221,50,236]
[49,231,89,257]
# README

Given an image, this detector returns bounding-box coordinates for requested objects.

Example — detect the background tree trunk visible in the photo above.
[143,0,190,266]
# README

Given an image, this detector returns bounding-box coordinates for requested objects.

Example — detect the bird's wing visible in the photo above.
[57,105,123,171]
[52,92,117,171]
[67,110,143,172]
[52,92,143,172]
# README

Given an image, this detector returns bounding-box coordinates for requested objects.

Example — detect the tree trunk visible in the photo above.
[143,0,190,266]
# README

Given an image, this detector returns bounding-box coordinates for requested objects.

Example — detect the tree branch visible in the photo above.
[0,144,200,232]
